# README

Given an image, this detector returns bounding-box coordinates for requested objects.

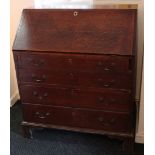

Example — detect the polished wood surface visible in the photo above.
[14,52,133,73]
[13,7,137,152]
[22,104,132,132]
[20,85,131,112]
[17,68,132,89]
[13,9,136,55]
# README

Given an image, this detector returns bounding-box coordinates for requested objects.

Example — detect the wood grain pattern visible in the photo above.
[19,85,131,112]
[14,52,133,73]
[13,9,136,55]
[18,68,132,90]
[22,104,132,132]
[21,121,134,138]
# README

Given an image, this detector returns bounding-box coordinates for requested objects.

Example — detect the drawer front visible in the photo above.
[23,104,132,132]
[18,69,132,90]
[14,52,132,73]
[20,85,131,112]
[13,10,136,55]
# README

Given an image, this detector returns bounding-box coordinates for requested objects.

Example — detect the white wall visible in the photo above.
[136,67,144,143]
[10,0,34,106]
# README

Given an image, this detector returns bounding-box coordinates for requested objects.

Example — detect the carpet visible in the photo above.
[10,101,144,155]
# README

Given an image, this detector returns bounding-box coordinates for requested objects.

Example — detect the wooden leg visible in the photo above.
[22,125,33,139]
[122,138,134,154]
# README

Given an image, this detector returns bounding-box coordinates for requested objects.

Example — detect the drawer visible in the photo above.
[20,85,131,112]
[22,104,132,132]
[14,52,133,73]
[18,69,132,90]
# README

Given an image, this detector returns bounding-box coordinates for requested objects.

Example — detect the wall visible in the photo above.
[10,0,34,106]
[136,66,144,143]
[10,0,144,143]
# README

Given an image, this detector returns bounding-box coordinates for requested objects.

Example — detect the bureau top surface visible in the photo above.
[13,7,136,55]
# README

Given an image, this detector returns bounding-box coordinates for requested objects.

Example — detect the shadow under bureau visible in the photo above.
[13,6,137,152]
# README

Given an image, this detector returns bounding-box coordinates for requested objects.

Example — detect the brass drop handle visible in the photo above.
[31,74,46,83]
[73,11,78,16]
[32,74,43,82]
[97,62,115,71]
[36,79,43,83]
[33,91,48,99]
[27,58,45,66]
[38,116,46,119]
[98,79,115,88]
[98,117,116,126]
[35,112,50,119]
[98,117,109,126]
[103,84,110,88]
[103,79,115,87]
[104,68,111,71]
[33,59,45,66]
[98,97,109,106]
[35,111,45,119]
[38,93,48,100]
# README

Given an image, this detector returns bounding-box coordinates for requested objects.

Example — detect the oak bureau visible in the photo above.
[13,4,137,152]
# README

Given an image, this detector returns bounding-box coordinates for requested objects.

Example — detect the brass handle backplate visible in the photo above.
[35,112,50,119]
[31,74,46,83]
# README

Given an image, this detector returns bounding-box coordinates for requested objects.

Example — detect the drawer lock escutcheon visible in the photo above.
[73,11,78,16]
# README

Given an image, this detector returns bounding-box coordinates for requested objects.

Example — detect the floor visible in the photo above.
[10,101,144,155]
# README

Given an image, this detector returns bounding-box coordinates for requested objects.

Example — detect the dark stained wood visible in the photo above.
[14,52,133,73]
[17,68,132,90]
[13,9,136,55]
[13,7,137,153]
[22,104,132,133]
[123,137,135,153]
[21,121,134,138]
[20,85,131,112]
[21,125,33,139]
